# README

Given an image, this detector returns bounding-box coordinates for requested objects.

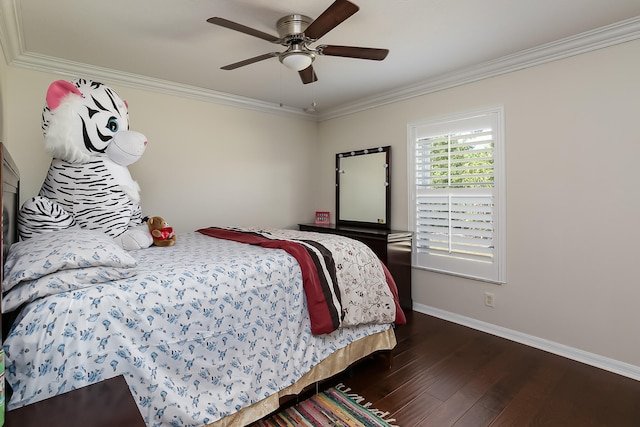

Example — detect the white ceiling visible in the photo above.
[2,0,640,119]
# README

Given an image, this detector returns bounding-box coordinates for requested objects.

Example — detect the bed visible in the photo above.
[0,143,404,427]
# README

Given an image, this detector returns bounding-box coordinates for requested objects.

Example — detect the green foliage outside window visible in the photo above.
[428,132,494,188]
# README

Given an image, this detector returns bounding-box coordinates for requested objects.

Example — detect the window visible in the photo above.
[408,107,505,283]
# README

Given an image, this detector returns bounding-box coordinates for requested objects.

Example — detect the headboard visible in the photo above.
[1,143,20,340]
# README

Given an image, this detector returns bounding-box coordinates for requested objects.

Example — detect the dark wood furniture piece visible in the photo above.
[5,375,145,427]
[299,223,412,311]
[1,143,20,338]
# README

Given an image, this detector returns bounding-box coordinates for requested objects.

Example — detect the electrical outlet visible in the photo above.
[484,292,495,308]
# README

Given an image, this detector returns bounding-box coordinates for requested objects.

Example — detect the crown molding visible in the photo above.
[0,0,314,120]
[0,0,22,63]
[10,50,314,120]
[1,0,638,122]
[318,15,640,120]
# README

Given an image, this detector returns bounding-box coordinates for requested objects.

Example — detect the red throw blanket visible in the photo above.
[197,227,405,334]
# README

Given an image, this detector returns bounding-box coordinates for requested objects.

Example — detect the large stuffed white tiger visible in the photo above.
[18,78,153,250]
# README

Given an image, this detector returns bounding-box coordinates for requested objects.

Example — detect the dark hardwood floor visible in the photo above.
[325,311,640,426]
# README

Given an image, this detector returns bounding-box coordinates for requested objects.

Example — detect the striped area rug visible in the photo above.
[251,383,398,427]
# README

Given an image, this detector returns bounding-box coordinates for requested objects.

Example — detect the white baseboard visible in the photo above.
[413,303,640,382]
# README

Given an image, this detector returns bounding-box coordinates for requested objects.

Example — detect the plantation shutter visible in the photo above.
[409,108,505,283]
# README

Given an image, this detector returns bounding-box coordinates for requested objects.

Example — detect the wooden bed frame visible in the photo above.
[0,142,396,426]
[1,142,20,340]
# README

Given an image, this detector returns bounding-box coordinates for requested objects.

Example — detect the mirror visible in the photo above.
[336,146,390,229]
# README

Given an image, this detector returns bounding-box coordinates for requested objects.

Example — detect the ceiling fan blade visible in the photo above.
[221,52,279,70]
[319,45,389,60]
[299,65,318,84]
[304,0,359,40]
[207,17,279,43]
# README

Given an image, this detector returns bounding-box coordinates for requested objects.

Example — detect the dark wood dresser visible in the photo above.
[299,223,412,311]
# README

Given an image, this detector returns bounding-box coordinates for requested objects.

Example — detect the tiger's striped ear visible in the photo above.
[46,80,83,110]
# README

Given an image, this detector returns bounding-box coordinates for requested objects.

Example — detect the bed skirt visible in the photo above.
[208,327,397,426]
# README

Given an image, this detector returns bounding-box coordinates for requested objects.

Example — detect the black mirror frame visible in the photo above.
[335,146,391,230]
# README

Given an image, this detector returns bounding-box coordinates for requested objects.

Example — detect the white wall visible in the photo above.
[2,34,639,373]
[317,39,640,368]
[1,66,320,232]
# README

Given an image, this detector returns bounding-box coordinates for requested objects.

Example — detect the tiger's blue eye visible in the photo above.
[107,117,119,132]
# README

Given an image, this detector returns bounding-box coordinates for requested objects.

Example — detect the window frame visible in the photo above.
[407,106,506,284]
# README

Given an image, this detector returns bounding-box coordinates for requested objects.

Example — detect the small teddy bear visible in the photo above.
[146,216,177,247]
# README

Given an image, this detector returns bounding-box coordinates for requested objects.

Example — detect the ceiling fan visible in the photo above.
[207,0,389,84]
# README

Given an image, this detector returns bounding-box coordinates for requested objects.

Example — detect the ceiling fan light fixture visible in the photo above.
[280,51,314,71]
[209,1,389,83]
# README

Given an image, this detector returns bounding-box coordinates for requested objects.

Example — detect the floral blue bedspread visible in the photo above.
[3,232,391,427]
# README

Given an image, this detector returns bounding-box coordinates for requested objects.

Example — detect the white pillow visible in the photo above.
[3,229,137,293]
